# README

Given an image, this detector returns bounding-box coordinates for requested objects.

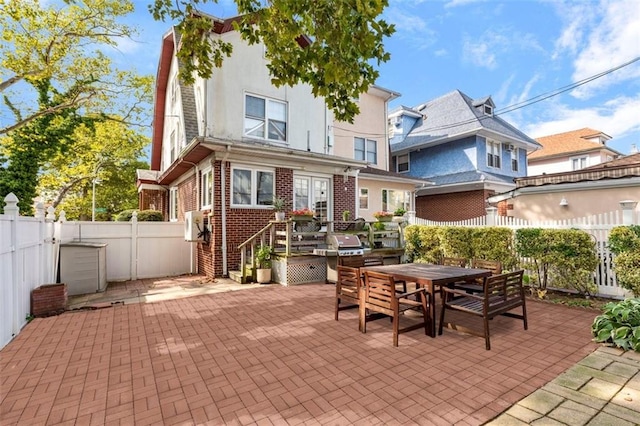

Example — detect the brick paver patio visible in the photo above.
[1,283,599,425]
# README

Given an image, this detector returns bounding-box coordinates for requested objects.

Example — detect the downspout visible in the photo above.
[220,146,231,276]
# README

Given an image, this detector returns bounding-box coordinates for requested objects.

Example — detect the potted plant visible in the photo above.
[393,207,406,217]
[290,207,314,222]
[342,210,351,221]
[373,211,393,222]
[272,196,287,221]
[255,244,273,284]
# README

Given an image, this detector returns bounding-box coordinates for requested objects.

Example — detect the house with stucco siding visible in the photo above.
[388,90,540,221]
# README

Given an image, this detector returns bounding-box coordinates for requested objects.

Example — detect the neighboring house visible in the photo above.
[388,90,541,221]
[488,153,640,221]
[528,128,621,176]
[137,17,422,279]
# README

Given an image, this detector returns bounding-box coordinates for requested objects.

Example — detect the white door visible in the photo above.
[294,176,331,221]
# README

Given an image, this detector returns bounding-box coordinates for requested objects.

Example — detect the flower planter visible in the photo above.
[292,215,313,222]
[376,216,392,222]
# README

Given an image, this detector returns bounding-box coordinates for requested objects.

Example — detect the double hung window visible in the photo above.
[572,157,587,170]
[487,140,501,169]
[511,148,519,172]
[382,189,410,213]
[397,154,409,173]
[169,187,178,221]
[201,169,213,209]
[231,166,274,207]
[354,137,377,164]
[244,94,287,142]
[359,188,369,210]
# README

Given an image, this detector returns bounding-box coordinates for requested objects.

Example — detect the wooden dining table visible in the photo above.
[362,263,492,337]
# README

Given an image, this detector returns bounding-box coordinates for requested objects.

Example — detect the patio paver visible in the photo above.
[0,279,622,425]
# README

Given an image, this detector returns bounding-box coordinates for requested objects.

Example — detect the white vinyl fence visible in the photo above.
[1,193,192,350]
[409,202,640,299]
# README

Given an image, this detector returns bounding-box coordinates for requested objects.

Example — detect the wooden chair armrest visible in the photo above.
[398,287,425,299]
[441,287,484,300]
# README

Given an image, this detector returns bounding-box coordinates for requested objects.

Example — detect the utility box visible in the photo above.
[185,210,203,241]
[59,242,108,296]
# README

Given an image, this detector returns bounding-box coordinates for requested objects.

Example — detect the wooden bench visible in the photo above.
[439,270,527,350]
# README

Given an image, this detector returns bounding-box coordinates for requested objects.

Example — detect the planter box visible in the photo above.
[31,283,67,317]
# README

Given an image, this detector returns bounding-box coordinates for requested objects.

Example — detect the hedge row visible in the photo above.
[114,209,163,222]
[404,225,599,295]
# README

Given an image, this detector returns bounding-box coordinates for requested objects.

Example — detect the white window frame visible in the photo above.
[572,156,587,171]
[230,165,275,207]
[201,168,213,210]
[382,189,411,213]
[486,140,501,169]
[511,148,519,172]
[484,103,493,116]
[169,130,176,165]
[169,187,178,222]
[354,137,377,164]
[397,153,409,173]
[359,188,369,210]
[244,93,288,142]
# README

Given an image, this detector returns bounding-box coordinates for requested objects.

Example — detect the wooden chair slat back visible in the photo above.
[363,271,395,310]
[483,273,508,299]
[472,259,502,275]
[339,256,365,268]
[441,257,467,267]
[337,266,361,292]
[504,270,524,299]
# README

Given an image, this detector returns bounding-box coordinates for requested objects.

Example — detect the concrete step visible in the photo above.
[228,270,253,284]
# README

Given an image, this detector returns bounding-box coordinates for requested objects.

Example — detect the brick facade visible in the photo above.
[333,175,356,230]
[416,189,495,221]
[139,189,167,219]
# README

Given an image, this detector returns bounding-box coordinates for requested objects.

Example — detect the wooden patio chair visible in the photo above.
[335,265,363,328]
[360,270,431,347]
[454,259,502,294]
[439,270,527,350]
[440,257,468,267]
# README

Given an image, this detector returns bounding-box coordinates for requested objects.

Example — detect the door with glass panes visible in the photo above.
[293,177,330,222]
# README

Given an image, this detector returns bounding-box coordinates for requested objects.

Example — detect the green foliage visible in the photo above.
[255,245,273,269]
[372,221,386,232]
[271,196,287,212]
[515,228,598,295]
[393,207,406,216]
[438,227,473,260]
[115,210,163,222]
[608,226,640,296]
[403,225,441,264]
[470,227,517,270]
[115,210,136,222]
[608,226,640,255]
[592,298,640,352]
[137,210,163,221]
[149,0,394,123]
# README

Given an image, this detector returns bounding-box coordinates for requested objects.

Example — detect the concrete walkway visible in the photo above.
[1,276,637,425]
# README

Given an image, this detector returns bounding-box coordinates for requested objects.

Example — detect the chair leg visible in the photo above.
[358,299,366,333]
[392,311,399,347]
[522,301,528,330]
[334,295,339,321]
[438,293,447,335]
[483,315,491,350]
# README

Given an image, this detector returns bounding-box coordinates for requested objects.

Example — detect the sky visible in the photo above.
[78,0,640,155]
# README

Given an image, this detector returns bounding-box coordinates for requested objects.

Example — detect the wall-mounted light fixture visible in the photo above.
[559,197,569,207]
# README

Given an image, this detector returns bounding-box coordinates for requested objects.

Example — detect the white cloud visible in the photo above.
[385,7,437,51]
[444,0,486,8]
[549,0,640,99]
[463,39,497,69]
[523,94,640,144]
[462,29,544,70]
[434,48,448,57]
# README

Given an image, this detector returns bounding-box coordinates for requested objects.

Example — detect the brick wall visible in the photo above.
[139,189,167,219]
[177,174,197,222]
[31,284,67,317]
[333,175,356,230]
[416,189,495,221]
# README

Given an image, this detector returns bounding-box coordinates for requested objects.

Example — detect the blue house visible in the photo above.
[389,90,541,221]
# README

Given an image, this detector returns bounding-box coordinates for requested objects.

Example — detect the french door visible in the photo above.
[293,176,330,221]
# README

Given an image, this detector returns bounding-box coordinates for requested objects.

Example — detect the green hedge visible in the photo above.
[404,225,597,295]
[609,226,640,296]
[114,209,163,222]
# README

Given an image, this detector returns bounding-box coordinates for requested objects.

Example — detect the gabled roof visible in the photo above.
[390,90,540,153]
[529,128,619,160]
[359,166,432,185]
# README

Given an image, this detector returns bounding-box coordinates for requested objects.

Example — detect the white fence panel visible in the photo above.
[136,222,192,279]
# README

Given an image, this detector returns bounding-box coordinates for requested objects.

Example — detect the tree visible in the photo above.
[149,0,394,122]
[0,0,152,214]
[38,120,149,220]
[0,0,152,135]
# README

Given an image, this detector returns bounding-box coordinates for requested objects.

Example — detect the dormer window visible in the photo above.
[483,104,493,116]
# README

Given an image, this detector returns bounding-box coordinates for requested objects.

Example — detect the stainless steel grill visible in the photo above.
[313,234,365,283]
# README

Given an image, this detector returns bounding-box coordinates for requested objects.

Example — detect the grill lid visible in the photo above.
[328,234,362,249]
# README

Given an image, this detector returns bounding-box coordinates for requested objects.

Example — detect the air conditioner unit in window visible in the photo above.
[503,143,515,152]
[391,116,402,126]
